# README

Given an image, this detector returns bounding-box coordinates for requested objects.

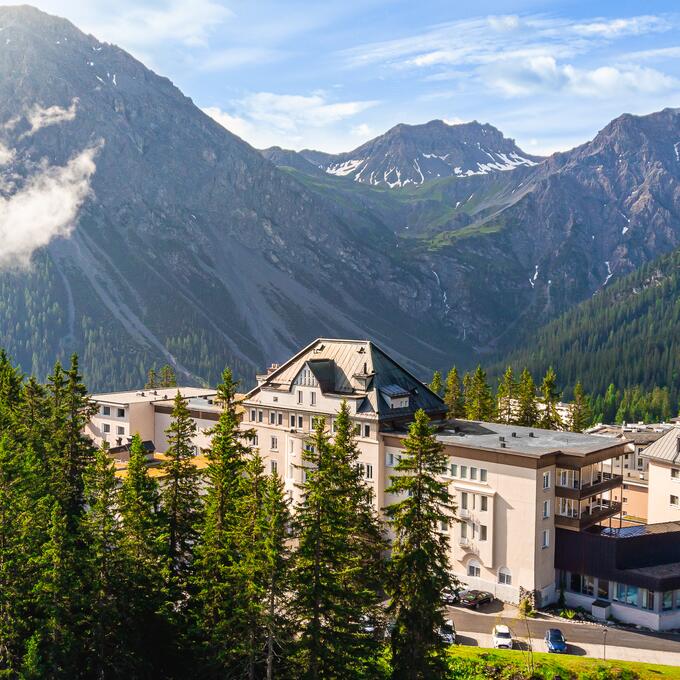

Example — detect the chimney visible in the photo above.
[500,442,506,448]
[267,363,279,375]
[511,432,517,438]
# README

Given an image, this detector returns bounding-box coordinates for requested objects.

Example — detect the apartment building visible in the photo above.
[587,423,673,523]
[86,387,219,453]
[642,428,680,524]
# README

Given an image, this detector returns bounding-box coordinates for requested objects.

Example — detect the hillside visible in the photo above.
[0,6,466,390]
[493,246,680,403]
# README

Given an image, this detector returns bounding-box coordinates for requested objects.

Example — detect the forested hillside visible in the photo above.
[495,247,680,408]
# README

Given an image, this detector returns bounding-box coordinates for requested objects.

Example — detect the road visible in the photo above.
[447,602,680,653]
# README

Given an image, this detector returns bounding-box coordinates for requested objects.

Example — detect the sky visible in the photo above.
[6,0,680,154]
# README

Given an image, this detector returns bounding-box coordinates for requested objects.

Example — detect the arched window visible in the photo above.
[498,567,512,585]
[467,559,481,578]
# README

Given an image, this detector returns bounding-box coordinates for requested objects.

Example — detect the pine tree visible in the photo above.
[464,365,495,421]
[443,367,464,419]
[81,448,131,677]
[385,409,457,680]
[192,368,252,676]
[160,392,200,596]
[159,364,178,388]
[570,382,592,433]
[292,413,384,679]
[429,370,443,397]
[516,369,539,427]
[539,367,563,431]
[261,473,293,680]
[495,366,517,424]
[145,367,158,389]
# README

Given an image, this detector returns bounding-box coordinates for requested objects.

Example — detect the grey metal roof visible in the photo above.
[434,420,626,458]
[380,384,412,398]
[244,338,445,419]
[640,428,680,463]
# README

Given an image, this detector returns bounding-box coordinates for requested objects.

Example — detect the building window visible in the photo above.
[470,467,478,480]
[116,426,124,435]
[271,436,278,450]
[366,463,373,479]
[310,392,316,406]
[541,529,550,549]
[311,416,324,431]
[258,410,263,423]
[479,524,487,541]
[480,496,488,511]
[672,469,680,480]
[598,578,610,599]
[298,415,303,429]
[270,460,278,474]
[461,492,468,510]
[440,519,449,532]
[460,522,467,539]
[277,413,283,425]
[363,424,370,438]
[467,560,481,578]
[480,468,487,482]
[671,495,679,507]
[570,573,582,593]
[251,409,257,421]
[102,405,110,416]
[270,411,276,425]
[288,463,294,479]
[542,499,551,519]
[498,568,512,585]
[252,435,259,447]
[297,391,303,404]
[103,423,110,433]
[117,408,125,418]
[450,463,458,477]
[641,589,655,611]
[460,465,468,479]
[663,591,674,611]
[614,583,638,606]
[581,575,595,597]
[543,471,551,490]
[290,414,296,428]
[559,470,568,486]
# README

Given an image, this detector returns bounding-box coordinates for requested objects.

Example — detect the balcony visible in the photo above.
[555,472,623,501]
[555,501,622,531]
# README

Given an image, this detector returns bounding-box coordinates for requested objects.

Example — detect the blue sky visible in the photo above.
[11,0,680,154]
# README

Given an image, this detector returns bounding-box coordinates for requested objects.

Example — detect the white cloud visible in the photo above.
[484,57,679,98]
[65,0,231,49]
[205,92,378,149]
[567,16,670,38]
[350,123,372,138]
[0,142,15,166]
[21,98,79,137]
[0,145,100,268]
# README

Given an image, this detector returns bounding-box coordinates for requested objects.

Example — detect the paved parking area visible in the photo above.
[448,601,680,665]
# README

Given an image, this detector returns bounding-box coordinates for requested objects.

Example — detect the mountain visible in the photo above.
[0,5,465,390]
[293,120,541,187]
[260,146,325,176]
[275,107,680,360]
[492,245,680,405]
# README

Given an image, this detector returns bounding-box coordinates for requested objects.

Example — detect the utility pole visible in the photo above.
[603,626,608,661]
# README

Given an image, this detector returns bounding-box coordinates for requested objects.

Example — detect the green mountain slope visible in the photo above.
[494,247,680,404]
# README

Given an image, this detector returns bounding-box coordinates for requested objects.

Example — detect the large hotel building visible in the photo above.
[89,338,680,631]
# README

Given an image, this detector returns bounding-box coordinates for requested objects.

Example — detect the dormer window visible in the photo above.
[380,385,411,410]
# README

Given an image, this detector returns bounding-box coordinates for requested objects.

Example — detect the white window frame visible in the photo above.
[270,436,278,451]
[498,568,512,585]
[480,468,487,482]
[541,529,550,549]
[543,471,551,490]
[467,560,481,578]
[543,499,551,519]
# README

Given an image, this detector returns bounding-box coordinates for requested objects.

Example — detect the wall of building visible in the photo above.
[153,411,216,454]
[647,461,680,524]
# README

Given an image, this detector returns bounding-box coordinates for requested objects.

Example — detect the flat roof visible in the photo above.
[91,387,216,405]
[433,420,626,458]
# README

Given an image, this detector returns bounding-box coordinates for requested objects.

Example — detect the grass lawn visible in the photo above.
[447,646,680,679]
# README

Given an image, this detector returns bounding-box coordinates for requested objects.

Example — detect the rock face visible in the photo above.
[3,6,680,390]
[0,6,461,389]
[297,120,541,187]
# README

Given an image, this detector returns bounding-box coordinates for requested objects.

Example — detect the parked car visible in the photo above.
[458,590,494,609]
[492,624,513,650]
[438,619,456,645]
[442,587,460,605]
[544,628,568,653]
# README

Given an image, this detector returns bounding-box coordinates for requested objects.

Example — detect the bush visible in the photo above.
[518,597,534,618]
[560,608,577,619]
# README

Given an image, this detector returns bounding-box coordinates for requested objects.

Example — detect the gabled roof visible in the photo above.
[641,427,680,463]
[245,338,445,418]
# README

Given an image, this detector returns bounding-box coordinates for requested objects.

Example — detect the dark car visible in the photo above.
[458,590,494,609]
[544,628,567,653]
